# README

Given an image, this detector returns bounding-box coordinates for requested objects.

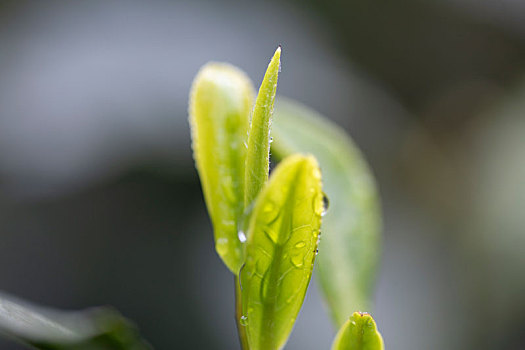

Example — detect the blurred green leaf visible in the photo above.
[189,62,255,274]
[240,154,324,350]
[331,312,384,350]
[272,98,382,326]
[0,292,151,350]
[244,46,281,209]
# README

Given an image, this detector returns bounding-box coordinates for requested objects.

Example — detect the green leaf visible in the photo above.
[244,46,281,209]
[271,98,382,326]
[0,292,151,350]
[240,154,324,350]
[189,62,255,274]
[331,312,384,350]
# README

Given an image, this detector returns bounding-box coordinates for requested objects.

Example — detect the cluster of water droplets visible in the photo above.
[237,170,330,331]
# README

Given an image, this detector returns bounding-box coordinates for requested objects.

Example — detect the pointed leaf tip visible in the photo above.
[331,312,384,350]
[275,45,282,57]
[244,47,282,208]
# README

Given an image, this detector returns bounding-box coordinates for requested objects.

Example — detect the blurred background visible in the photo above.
[0,0,524,349]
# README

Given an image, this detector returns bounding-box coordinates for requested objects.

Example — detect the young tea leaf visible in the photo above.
[331,312,384,350]
[271,98,382,326]
[0,292,151,350]
[244,46,281,209]
[240,154,324,350]
[189,63,255,274]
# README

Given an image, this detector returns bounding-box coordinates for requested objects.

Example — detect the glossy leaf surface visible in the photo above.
[240,154,323,350]
[189,63,254,273]
[244,46,281,208]
[331,312,384,350]
[272,98,382,326]
[0,292,151,350]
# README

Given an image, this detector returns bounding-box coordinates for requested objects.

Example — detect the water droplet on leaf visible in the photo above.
[264,228,278,243]
[294,241,306,249]
[240,315,248,326]
[321,193,329,216]
[238,230,247,243]
[313,192,324,216]
[260,201,281,227]
[291,255,304,268]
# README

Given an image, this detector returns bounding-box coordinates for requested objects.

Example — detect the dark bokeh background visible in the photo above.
[0,0,524,349]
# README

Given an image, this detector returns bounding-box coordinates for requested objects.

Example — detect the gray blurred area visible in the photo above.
[0,0,524,349]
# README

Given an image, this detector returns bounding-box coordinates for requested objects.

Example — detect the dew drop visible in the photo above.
[294,241,306,249]
[240,315,248,326]
[269,137,273,143]
[238,230,247,243]
[264,228,278,243]
[313,192,324,216]
[261,201,280,227]
[312,166,322,180]
[321,193,330,216]
[291,255,304,268]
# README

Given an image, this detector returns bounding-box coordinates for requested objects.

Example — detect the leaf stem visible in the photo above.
[235,276,250,350]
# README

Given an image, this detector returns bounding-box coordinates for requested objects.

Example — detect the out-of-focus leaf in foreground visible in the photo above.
[244,46,281,209]
[240,154,324,350]
[189,63,254,274]
[272,98,382,326]
[0,292,151,350]
[331,312,384,350]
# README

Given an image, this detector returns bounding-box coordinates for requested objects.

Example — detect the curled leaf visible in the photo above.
[0,292,151,350]
[189,63,255,273]
[272,98,382,326]
[244,46,281,208]
[331,312,384,350]
[240,154,323,350]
